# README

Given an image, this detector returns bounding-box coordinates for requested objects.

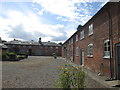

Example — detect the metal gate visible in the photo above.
[116,43,120,80]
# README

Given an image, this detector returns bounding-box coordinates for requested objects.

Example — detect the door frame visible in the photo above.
[116,43,120,80]
[80,49,84,66]
[28,49,32,56]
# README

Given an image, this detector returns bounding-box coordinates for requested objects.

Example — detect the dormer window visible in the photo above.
[76,47,79,56]
[76,35,78,41]
[80,30,84,40]
[71,38,73,44]
[69,40,70,45]
[88,24,93,36]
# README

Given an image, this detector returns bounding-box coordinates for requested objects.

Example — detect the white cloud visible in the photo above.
[33,0,79,22]
[0,0,113,2]
[38,11,43,15]
[100,1,109,7]
[32,0,108,25]
[1,0,109,43]
[34,8,39,11]
[0,10,67,42]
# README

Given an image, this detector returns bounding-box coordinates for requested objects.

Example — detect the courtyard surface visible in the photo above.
[2,56,119,89]
[2,56,67,88]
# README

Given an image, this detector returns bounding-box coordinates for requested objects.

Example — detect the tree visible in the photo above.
[58,42,63,46]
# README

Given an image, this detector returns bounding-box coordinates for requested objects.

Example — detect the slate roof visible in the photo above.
[4,40,61,47]
[4,40,42,46]
[0,43,8,49]
[42,42,61,46]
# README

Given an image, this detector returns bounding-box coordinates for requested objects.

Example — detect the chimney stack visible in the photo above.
[38,37,43,45]
[39,37,41,43]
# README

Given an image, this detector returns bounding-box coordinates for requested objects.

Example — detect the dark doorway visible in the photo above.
[29,49,32,56]
[80,49,84,66]
[116,43,120,80]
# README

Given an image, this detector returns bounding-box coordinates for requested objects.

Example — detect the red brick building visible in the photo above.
[62,2,120,80]
[4,38,62,56]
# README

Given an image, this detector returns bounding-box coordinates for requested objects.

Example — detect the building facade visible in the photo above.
[4,38,62,56]
[0,37,8,60]
[62,2,120,80]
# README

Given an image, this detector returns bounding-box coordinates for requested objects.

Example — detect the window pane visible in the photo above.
[76,35,77,41]
[108,46,110,51]
[91,24,93,30]
[76,47,78,56]
[104,51,110,57]
[104,39,110,57]
[104,43,107,46]
[88,44,93,56]
[108,41,110,45]
[104,47,107,51]
[80,31,84,40]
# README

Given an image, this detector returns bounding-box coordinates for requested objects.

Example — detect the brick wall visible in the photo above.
[7,44,62,56]
[62,2,120,78]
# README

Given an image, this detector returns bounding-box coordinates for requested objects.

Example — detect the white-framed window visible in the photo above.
[76,35,78,41]
[76,47,79,56]
[23,45,26,48]
[56,47,58,49]
[29,46,31,48]
[103,39,110,58]
[18,45,20,48]
[80,30,84,40]
[69,40,71,45]
[87,44,93,57]
[12,45,15,47]
[71,38,73,44]
[88,24,93,36]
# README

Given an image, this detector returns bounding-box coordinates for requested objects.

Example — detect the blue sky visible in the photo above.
[0,0,109,43]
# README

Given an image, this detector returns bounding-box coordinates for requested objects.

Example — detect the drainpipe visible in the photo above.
[106,3,114,80]
[73,36,75,62]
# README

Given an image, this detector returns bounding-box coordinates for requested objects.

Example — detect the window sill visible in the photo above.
[80,38,84,40]
[103,56,110,59]
[88,33,93,36]
[87,55,93,58]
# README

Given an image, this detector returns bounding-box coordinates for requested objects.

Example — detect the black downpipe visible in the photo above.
[73,37,75,62]
[107,4,114,80]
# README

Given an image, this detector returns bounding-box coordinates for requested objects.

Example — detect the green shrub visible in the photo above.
[2,52,28,61]
[7,52,16,60]
[54,64,85,89]
[17,53,28,58]
[16,55,26,59]
[7,52,16,55]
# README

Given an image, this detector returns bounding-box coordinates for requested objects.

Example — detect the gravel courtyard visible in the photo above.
[2,56,114,89]
[2,56,67,88]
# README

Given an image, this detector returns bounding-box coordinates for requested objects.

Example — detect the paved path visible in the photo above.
[2,56,67,88]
